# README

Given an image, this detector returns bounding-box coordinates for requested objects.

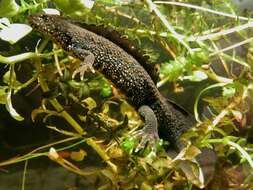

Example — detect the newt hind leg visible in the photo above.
[133,105,160,153]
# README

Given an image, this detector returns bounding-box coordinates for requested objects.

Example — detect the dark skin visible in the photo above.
[28,13,194,150]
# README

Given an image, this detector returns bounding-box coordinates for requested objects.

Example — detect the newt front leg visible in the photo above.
[71,48,95,80]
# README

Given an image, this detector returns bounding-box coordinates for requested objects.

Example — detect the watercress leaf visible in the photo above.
[70,149,87,161]
[222,86,236,98]
[0,0,20,18]
[96,0,132,5]
[0,23,32,44]
[42,8,60,15]
[178,160,205,188]
[184,70,208,82]
[188,51,209,66]
[160,60,185,81]
[3,70,22,87]
[82,97,97,110]
[52,0,94,15]
[0,86,8,104]
[0,18,10,28]
[121,138,136,153]
[5,91,24,121]
[100,85,112,97]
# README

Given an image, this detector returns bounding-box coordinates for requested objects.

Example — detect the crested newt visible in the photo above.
[28,13,194,150]
[28,14,217,185]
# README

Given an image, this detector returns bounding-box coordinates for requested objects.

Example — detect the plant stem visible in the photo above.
[37,68,84,134]
[14,73,39,94]
[154,1,251,21]
[206,138,253,169]
[0,137,79,167]
[0,50,62,65]
[210,37,253,57]
[21,160,28,190]
[188,21,253,42]
[86,138,118,173]
[145,0,192,53]
[34,58,116,172]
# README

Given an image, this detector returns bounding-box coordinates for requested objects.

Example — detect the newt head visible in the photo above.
[28,13,59,35]
[28,13,74,51]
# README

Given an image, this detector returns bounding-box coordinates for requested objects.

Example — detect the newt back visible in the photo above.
[67,20,160,83]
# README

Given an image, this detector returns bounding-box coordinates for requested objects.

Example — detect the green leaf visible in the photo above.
[0,0,20,17]
[140,182,152,190]
[100,85,112,97]
[52,0,94,16]
[184,71,208,82]
[188,51,209,66]
[222,86,236,98]
[121,138,137,153]
[194,82,231,123]
[0,86,8,104]
[0,23,32,44]
[96,0,128,5]
[160,58,186,81]
[184,146,201,160]
[178,160,205,188]
[3,70,21,87]
[70,149,87,161]
[0,18,10,28]
[5,91,24,121]
[42,8,60,15]
[82,97,97,110]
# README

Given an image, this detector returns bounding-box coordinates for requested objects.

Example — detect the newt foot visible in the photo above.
[72,50,95,80]
[132,105,160,153]
[132,126,160,153]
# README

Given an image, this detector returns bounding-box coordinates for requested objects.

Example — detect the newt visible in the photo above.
[28,13,192,148]
[28,13,215,184]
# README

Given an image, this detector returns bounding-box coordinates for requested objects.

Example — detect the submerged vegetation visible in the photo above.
[0,0,253,189]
